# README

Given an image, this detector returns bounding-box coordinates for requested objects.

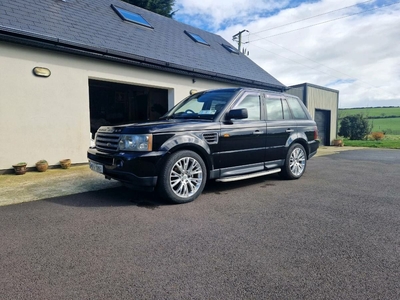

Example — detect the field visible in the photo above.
[339,107,400,118]
[338,107,400,148]
[371,118,400,134]
[339,107,400,135]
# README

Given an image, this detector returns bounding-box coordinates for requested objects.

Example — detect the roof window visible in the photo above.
[184,30,209,46]
[222,44,239,54]
[111,5,153,28]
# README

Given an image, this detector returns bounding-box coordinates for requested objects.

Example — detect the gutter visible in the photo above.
[0,27,286,92]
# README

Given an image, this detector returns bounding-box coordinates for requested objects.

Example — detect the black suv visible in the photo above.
[88,88,319,203]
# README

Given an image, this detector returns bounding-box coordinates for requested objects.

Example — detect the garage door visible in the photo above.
[315,109,331,146]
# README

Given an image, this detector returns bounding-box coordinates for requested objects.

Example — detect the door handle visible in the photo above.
[286,129,294,133]
[253,130,264,134]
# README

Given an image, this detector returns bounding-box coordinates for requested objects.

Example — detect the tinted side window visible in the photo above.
[266,98,283,120]
[287,97,308,119]
[234,95,261,120]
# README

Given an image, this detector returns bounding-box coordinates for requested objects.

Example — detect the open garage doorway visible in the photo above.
[315,109,331,146]
[89,79,169,138]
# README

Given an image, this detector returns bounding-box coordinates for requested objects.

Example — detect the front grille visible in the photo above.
[203,132,218,144]
[95,133,120,151]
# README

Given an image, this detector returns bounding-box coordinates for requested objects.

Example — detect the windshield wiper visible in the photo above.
[173,114,202,119]
[159,115,174,120]
[161,113,212,120]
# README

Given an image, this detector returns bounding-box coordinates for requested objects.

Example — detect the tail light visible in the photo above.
[314,126,318,140]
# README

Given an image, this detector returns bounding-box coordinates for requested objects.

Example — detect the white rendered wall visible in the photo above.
[0,42,238,170]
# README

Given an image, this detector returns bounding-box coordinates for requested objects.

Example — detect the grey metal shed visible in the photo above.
[287,83,339,146]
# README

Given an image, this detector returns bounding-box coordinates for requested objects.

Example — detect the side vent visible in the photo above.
[202,132,218,144]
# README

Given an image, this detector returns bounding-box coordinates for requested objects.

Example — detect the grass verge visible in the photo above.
[343,135,400,149]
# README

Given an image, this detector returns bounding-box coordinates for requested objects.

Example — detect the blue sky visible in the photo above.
[173,0,400,108]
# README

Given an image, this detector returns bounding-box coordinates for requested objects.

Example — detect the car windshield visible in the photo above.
[162,89,238,120]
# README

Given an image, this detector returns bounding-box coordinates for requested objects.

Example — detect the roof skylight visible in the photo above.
[111,5,153,28]
[184,30,209,46]
[222,44,239,54]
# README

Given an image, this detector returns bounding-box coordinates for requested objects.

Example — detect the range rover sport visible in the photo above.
[88,88,319,204]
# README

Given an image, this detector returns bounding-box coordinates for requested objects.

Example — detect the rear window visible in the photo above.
[287,97,308,119]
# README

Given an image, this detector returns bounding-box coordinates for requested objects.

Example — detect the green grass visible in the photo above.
[339,107,400,118]
[343,135,400,149]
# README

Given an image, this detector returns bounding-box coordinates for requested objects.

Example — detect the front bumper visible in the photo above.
[87,147,167,190]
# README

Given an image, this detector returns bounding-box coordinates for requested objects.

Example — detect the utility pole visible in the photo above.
[232,29,248,53]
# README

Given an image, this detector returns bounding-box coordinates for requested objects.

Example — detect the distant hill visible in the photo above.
[338,107,400,135]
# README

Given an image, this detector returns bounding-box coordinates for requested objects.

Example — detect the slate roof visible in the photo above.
[0,0,285,90]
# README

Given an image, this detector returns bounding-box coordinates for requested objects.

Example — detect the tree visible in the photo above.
[122,0,175,18]
[338,114,371,140]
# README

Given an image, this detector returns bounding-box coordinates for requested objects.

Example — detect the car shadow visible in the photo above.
[46,187,167,209]
[46,174,280,208]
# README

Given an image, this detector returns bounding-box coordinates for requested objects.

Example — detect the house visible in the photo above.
[0,0,287,172]
[1,0,339,172]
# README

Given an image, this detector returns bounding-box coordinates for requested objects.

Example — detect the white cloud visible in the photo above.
[174,0,400,108]
[174,0,290,30]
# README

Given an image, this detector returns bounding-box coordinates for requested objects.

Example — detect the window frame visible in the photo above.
[222,44,239,54]
[281,99,293,120]
[111,4,153,28]
[184,30,210,46]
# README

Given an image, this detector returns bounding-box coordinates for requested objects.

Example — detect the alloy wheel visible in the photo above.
[169,157,203,198]
[289,147,306,176]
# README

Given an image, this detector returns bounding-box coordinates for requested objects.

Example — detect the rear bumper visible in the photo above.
[87,148,166,189]
[308,140,320,159]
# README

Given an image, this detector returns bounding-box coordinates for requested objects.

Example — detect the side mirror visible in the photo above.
[226,108,248,120]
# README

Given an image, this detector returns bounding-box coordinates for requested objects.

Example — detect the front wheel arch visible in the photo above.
[157,144,212,181]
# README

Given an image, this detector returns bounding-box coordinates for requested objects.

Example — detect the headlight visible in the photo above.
[118,134,153,151]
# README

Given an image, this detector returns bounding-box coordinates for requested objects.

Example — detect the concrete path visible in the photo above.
[0,165,120,207]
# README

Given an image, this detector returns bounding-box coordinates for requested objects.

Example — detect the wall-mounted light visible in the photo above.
[190,89,198,95]
[33,67,51,78]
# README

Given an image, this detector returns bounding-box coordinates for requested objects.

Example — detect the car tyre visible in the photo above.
[280,143,307,180]
[158,150,207,204]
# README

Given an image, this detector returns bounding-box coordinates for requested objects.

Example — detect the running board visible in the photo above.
[216,168,281,183]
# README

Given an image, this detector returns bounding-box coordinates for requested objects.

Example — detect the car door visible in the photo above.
[265,96,297,166]
[217,92,267,177]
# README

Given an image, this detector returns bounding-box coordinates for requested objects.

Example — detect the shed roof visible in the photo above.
[289,83,339,94]
[0,0,285,90]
